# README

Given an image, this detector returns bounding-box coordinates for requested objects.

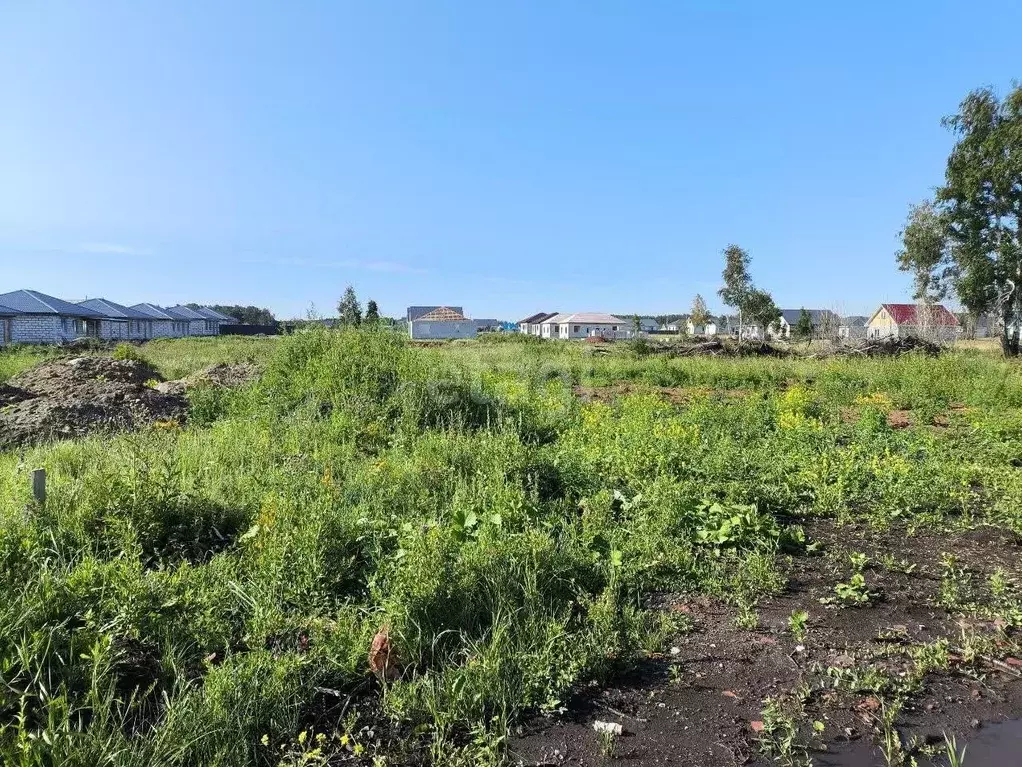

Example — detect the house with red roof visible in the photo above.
[865,303,960,342]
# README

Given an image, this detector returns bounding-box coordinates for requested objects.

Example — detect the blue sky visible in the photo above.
[1,1,1019,320]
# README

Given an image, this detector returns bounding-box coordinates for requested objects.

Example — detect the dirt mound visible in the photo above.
[154,362,260,396]
[0,357,186,449]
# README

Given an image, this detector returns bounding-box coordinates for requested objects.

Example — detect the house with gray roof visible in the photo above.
[77,298,156,340]
[194,306,238,333]
[0,304,19,345]
[774,309,841,339]
[131,303,185,338]
[0,289,108,344]
[165,305,214,336]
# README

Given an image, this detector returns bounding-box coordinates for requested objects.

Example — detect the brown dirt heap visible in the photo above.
[154,362,261,397]
[0,356,187,449]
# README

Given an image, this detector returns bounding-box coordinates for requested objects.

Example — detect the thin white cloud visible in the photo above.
[78,242,154,256]
[252,256,427,275]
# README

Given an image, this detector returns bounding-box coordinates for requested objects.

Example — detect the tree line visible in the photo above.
[186,304,276,325]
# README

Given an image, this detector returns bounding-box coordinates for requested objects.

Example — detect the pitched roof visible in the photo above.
[0,289,105,317]
[841,315,869,326]
[0,304,19,316]
[415,306,468,322]
[877,303,959,327]
[165,305,207,320]
[408,305,464,321]
[552,312,626,325]
[130,303,177,320]
[518,311,557,324]
[77,298,153,320]
[779,309,839,325]
[194,306,238,322]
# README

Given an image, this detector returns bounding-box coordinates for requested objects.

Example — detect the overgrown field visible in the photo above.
[2,332,1022,765]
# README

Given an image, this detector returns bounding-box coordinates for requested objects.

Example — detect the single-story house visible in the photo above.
[717,315,764,340]
[687,318,718,336]
[774,309,841,339]
[131,303,186,337]
[409,306,477,340]
[0,289,107,344]
[541,312,626,340]
[865,303,959,341]
[838,316,868,340]
[474,318,503,332]
[518,312,558,335]
[0,304,18,345]
[77,298,155,340]
[194,306,239,333]
[166,305,215,336]
[637,317,659,333]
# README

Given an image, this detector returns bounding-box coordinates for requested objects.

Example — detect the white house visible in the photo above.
[0,289,106,344]
[78,298,155,340]
[686,319,718,336]
[774,309,841,339]
[518,311,557,335]
[409,306,477,340]
[838,316,868,340]
[541,312,627,340]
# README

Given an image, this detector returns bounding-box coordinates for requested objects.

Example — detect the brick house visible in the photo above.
[0,304,17,344]
[0,289,107,343]
[131,303,186,337]
[194,306,237,334]
[166,305,214,336]
[77,298,155,340]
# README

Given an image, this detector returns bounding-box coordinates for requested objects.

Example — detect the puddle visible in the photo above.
[814,719,1022,766]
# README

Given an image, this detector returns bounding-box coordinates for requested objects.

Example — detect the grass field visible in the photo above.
[1,331,1021,765]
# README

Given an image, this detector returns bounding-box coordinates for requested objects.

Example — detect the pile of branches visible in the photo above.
[831,336,944,358]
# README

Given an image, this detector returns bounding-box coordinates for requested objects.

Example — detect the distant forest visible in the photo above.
[186,304,276,325]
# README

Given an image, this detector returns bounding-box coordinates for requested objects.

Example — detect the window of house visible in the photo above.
[612,326,617,331]
[573,325,579,333]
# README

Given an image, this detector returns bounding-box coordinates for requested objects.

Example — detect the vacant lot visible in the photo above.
[1,332,1021,766]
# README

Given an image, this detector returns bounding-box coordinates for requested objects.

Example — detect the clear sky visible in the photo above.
[1,2,1019,320]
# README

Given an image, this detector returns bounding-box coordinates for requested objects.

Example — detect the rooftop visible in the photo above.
[130,303,177,320]
[0,289,105,317]
[416,306,469,322]
[879,303,959,327]
[77,298,153,320]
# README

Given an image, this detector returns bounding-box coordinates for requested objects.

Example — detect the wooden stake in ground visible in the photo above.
[31,468,46,507]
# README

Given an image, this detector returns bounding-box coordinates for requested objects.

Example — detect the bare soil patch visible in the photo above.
[511,521,1022,766]
[154,361,260,396]
[0,357,187,449]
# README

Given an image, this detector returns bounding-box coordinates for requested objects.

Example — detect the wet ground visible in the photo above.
[510,521,1022,766]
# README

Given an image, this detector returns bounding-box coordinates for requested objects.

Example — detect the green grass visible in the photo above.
[2,330,1022,765]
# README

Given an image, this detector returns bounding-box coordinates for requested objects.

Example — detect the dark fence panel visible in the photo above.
[220,324,279,336]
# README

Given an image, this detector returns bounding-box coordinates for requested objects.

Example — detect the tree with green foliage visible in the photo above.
[897,85,1022,355]
[745,289,781,341]
[365,299,380,325]
[631,314,642,336]
[689,294,711,334]
[794,308,813,339]
[337,285,362,327]
[718,245,753,338]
